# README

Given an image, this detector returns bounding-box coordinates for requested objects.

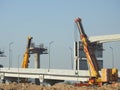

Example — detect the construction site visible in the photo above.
[0,17,120,90]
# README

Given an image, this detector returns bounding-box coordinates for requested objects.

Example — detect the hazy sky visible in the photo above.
[0,0,120,70]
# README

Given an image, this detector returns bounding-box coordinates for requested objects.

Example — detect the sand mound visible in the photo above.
[0,82,120,90]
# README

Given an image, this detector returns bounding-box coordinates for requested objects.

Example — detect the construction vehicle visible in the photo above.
[21,36,32,68]
[74,17,118,86]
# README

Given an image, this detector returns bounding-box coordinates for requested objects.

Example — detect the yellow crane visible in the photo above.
[74,17,118,85]
[21,36,32,68]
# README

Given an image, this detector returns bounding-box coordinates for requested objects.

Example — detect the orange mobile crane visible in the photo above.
[74,17,118,86]
[21,36,32,68]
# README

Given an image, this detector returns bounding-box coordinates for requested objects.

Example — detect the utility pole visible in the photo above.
[69,47,73,69]
[9,42,13,69]
[18,54,20,83]
[110,47,114,68]
[48,41,54,71]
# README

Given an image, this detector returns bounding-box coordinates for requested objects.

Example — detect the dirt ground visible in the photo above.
[0,82,120,90]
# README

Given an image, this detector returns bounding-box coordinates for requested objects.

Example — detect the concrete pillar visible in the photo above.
[77,41,80,71]
[34,53,40,68]
[74,41,78,70]
[34,53,40,84]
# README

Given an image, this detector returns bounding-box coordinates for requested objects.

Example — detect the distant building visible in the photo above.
[79,59,103,70]
[0,64,3,68]
[0,50,5,57]
[0,50,5,67]
[74,41,103,70]
[79,41,103,70]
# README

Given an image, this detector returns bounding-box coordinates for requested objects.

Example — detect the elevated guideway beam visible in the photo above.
[0,68,90,83]
[0,68,120,84]
[89,34,120,43]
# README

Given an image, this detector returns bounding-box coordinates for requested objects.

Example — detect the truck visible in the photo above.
[74,17,118,86]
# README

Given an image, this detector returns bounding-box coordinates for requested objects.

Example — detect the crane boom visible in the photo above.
[22,36,32,68]
[75,18,100,78]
